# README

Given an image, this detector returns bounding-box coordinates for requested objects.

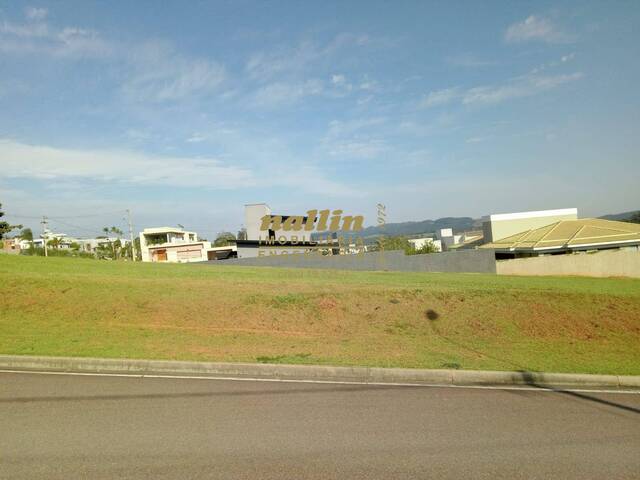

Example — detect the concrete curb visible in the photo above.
[1,355,639,389]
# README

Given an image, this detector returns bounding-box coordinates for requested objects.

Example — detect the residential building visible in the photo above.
[78,237,129,254]
[18,238,44,250]
[447,231,484,251]
[0,237,21,254]
[436,228,462,251]
[139,227,211,263]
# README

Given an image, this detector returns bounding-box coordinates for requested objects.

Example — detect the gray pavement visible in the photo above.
[1,371,639,479]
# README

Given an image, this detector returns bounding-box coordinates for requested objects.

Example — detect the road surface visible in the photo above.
[1,371,639,479]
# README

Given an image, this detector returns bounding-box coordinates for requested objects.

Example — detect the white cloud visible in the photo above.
[464,72,583,105]
[328,140,386,159]
[25,7,48,21]
[505,15,573,44]
[421,87,461,108]
[0,139,254,189]
[465,136,489,144]
[422,72,582,108]
[0,13,222,103]
[332,74,346,85]
[322,117,387,160]
[446,54,496,68]
[250,79,324,108]
[265,165,362,197]
[245,33,370,81]
[0,11,112,58]
[0,138,360,199]
[186,134,207,143]
[245,40,320,81]
[121,41,226,102]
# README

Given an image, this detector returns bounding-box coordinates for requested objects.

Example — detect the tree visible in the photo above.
[134,237,142,261]
[101,226,125,259]
[20,228,33,242]
[47,237,62,249]
[408,241,438,255]
[214,231,236,247]
[0,203,21,240]
[369,235,438,255]
[380,235,412,253]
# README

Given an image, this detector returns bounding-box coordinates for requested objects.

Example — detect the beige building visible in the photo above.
[482,208,578,243]
[481,218,640,258]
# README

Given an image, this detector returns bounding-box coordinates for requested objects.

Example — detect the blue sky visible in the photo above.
[1,0,639,239]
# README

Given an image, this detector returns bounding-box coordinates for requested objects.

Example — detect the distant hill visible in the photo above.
[307,210,639,242]
[598,210,639,222]
[313,216,478,242]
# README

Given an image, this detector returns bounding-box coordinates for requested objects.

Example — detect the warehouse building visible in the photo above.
[481,208,578,244]
[481,218,640,259]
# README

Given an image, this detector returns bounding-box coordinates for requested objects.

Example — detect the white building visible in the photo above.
[139,227,211,263]
[17,238,45,249]
[435,228,463,251]
[78,237,128,254]
[237,203,333,258]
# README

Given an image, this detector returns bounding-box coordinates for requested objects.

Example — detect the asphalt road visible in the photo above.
[1,372,639,479]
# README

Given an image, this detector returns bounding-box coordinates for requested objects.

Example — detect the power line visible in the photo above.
[46,219,107,236]
[5,211,127,220]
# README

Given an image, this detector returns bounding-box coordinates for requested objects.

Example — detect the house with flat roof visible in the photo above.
[139,227,211,263]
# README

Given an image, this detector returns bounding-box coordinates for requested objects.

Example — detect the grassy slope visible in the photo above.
[1,254,639,374]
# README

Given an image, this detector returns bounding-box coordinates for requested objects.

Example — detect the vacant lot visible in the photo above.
[1,255,639,374]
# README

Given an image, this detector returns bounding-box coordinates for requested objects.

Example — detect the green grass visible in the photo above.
[1,254,639,375]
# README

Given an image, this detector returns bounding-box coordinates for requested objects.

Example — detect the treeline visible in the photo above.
[368,236,438,255]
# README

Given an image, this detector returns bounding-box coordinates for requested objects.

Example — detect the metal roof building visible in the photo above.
[480,218,640,258]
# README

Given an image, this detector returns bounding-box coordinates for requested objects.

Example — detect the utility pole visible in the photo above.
[126,209,136,261]
[40,216,48,257]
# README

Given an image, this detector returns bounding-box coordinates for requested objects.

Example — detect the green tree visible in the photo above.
[47,237,62,248]
[0,203,21,240]
[47,237,62,249]
[214,231,236,247]
[381,235,412,252]
[101,226,125,259]
[369,235,439,255]
[134,237,142,261]
[20,228,33,242]
[407,241,438,255]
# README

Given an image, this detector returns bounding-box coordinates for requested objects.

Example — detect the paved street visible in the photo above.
[1,371,639,479]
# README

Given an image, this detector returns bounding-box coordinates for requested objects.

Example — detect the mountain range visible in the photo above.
[315,209,639,242]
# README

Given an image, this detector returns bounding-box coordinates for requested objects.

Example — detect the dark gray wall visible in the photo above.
[198,249,497,274]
